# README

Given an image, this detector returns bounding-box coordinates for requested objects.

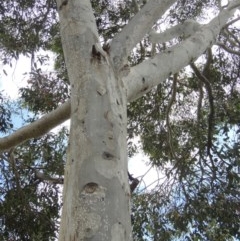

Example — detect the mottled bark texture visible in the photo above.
[57,0,131,240]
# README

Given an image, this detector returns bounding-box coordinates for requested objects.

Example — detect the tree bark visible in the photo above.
[110,0,176,70]
[0,100,70,151]
[1,0,240,240]
[56,0,131,240]
[123,2,240,101]
[1,1,239,153]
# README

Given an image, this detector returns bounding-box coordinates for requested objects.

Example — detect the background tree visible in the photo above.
[0,0,240,240]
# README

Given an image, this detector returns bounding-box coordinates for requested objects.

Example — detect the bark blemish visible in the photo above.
[107,131,114,140]
[118,114,122,120]
[82,213,101,238]
[119,64,130,77]
[102,42,111,54]
[152,62,157,67]
[102,151,115,160]
[83,182,98,193]
[142,77,145,83]
[84,227,95,238]
[104,111,108,119]
[96,86,106,96]
[104,111,114,126]
[141,86,149,92]
[91,45,101,62]
[116,99,120,105]
[59,0,68,10]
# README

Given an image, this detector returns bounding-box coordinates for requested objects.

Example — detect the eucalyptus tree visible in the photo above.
[0,0,240,240]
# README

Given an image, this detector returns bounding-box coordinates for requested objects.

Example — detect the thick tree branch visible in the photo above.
[0,100,71,152]
[124,1,240,102]
[110,0,176,71]
[149,19,201,44]
[1,0,239,152]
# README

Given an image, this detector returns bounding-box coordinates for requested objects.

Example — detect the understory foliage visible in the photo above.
[0,0,239,240]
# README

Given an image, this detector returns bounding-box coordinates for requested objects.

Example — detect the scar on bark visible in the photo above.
[102,151,115,160]
[91,45,101,62]
[59,0,68,10]
[91,43,109,64]
[141,85,149,92]
[102,42,111,54]
[83,182,98,193]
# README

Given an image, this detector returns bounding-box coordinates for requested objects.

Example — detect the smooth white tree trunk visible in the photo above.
[59,62,131,240]
[1,0,240,240]
[56,0,131,240]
